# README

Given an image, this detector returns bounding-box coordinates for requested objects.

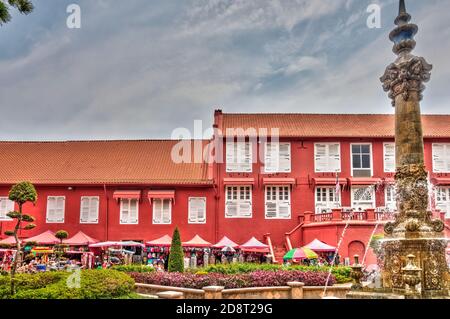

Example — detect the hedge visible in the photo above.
[111,265,156,273]
[130,270,335,289]
[0,270,135,299]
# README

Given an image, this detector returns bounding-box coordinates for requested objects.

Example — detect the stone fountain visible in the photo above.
[348,0,449,299]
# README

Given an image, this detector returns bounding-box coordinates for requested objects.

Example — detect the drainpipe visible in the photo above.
[103,184,109,241]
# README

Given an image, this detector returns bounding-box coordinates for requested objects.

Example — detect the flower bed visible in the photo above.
[0,270,136,299]
[197,263,352,284]
[130,270,335,289]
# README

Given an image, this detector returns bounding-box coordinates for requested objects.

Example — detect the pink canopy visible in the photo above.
[63,231,99,246]
[89,241,145,248]
[182,235,211,247]
[25,231,59,245]
[212,236,239,249]
[304,239,336,252]
[239,237,269,252]
[146,235,172,247]
[0,237,21,245]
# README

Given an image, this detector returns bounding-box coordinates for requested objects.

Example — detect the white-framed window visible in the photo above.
[436,187,450,218]
[315,187,341,214]
[0,197,14,220]
[314,143,341,173]
[153,199,172,224]
[351,144,373,177]
[46,196,65,223]
[80,196,99,224]
[226,142,252,173]
[351,186,375,210]
[385,185,397,212]
[264,142,291,173]
[188,197,206,224]
[225,186,252,218]
[120,199,138,224]
[383,143,396,173]
[432,144,450,173]
[265,186,291,219]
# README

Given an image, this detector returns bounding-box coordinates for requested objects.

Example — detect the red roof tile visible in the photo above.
[220,113,450,138]
[0,140,211,185]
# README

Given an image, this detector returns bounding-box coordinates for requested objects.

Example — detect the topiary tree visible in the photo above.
[168,227,184,273]
[54,230,69,261]
[0,0,34,25]
[5,181,37,295]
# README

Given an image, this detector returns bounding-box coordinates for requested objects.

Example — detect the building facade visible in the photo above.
[1,111,449,264]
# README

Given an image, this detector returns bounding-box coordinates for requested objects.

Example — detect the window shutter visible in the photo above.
[328,144,341,172]
[238,142,252,172]
[120,200,129,224]
[57,197,65,222]
[279,143,291,172]
[225,201,238,217]
[315,144,328,172]
[264,143,278,173]
[226,142,237,172]
[162,200,171,224]
[384,143,396,173]
[129,199,138,224]
[80,198,90,223]
[90,198,99,223]
[189,198,205,223]
[433,144,446,173]
[153,200,162,224]
[239,201,252,217]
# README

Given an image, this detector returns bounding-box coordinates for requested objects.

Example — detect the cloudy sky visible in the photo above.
[0,0,448,140]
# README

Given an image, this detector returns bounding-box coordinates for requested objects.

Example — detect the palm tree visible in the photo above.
[0,0,34,25]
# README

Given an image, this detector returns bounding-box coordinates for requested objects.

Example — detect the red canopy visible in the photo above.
[0,237,21,245]
[25,231,59,245]
[63,231,98,246]
[212,236,239,249]
[239,237,269,253]
[182,235,211,247]
[146,235,172,247]
[304,239,336,252]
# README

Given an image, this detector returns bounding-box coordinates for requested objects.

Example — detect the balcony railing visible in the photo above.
[304,208,395,224]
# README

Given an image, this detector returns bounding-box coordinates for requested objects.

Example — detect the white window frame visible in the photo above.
[432,143,450,173]
[264,142,291,173]
[226,142,253,173]
[46,196,66,224]
[0,197,14,221]
[383,142,396,173]
[120,198,139,225]
[385,185,397,212]
[188,197,207,224]
[351,186,376,210]
[152,199,172,225]
[350,143,373,177]
[435,187,450,218]
[80,196,100,224]
[265,186,291,219]
[225,186,252,219]
[315,187,341,214]
[314,143,341,173]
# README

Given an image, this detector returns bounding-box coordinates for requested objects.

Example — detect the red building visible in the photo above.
[1,111,450,264]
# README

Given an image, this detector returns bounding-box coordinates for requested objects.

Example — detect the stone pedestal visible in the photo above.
[203,286,225,299]
[287,282,304,299]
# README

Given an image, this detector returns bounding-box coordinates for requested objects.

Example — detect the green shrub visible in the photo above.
[0,269,135,299]
[111,264,155,273]
[168,227,184,273]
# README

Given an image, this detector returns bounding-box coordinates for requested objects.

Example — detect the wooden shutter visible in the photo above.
[225,187,238,218]
[56,197,65,222]
[129,199,138,224]
[265,187,277,218]
[315,144,328,172]
[384,143,396,173]
[162,199,171,224]
[121,199,129,224]
[226,142,237,172]
[153,199,162,224]
[89,197,99,223]
[278,186,291,218]
[80,197,90,223]
[239,186,252,217]
[433,144,447,173]
[279,143,291,172]
[264,143,278,173]
[237,142,252,172]
[328,143,341,172]
[189,198,206,223]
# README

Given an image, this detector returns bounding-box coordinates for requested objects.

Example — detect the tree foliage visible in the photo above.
[168,227,184,273]
[0,0,34,25]
[55,230,69,242]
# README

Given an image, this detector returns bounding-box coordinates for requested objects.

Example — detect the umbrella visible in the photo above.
[283,247,318,261]
[221,246,236,253]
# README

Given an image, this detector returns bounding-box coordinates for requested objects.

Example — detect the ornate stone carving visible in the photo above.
[381,56,432,106]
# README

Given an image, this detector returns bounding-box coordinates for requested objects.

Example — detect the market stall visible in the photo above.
[182,235,212,268]
[211,236,240,264]
[303,239,337,264]
[283,247,318,264]
[89,241,145,267]
[145,235,172,268]
[24,231,60,245]
[239,237,270,263]
[0,236,21,246]
[62,232,99,268]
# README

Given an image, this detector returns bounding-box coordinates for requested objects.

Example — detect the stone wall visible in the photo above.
[135,282,351,299]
